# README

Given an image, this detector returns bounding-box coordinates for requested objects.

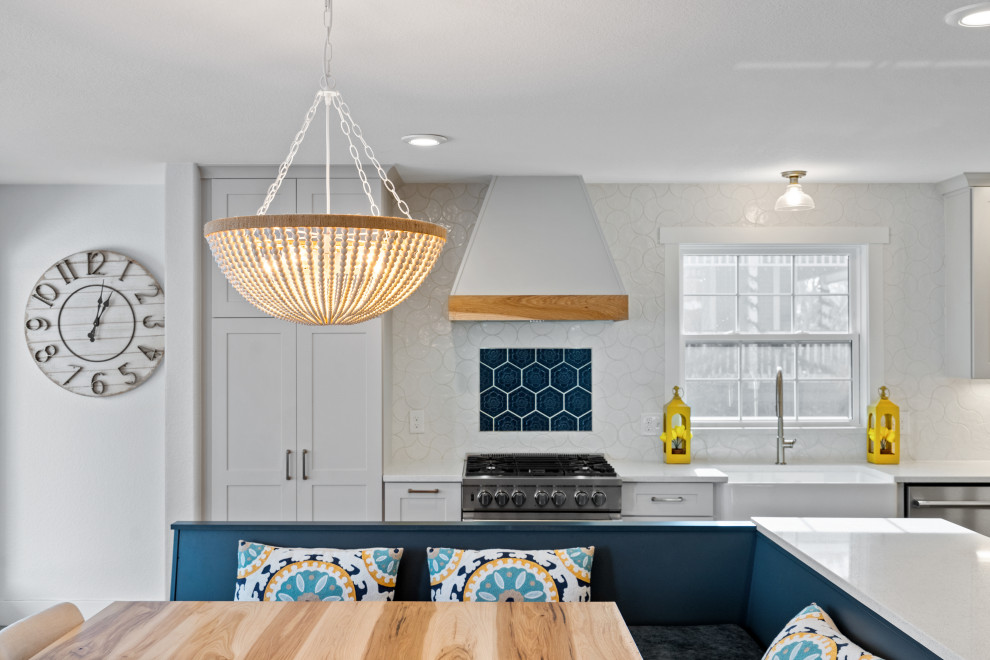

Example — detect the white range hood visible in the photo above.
[448,176,628,321]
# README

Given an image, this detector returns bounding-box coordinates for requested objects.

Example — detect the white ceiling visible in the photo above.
[2,0,989,185]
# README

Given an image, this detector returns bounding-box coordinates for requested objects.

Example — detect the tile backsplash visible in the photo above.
[480,348,592,432]
[388,182,990,469]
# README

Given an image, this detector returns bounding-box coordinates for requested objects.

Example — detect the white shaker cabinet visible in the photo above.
[620,482,714,521]
[207,172,386,522]
[384,482,462,522]
[944,178,990,378]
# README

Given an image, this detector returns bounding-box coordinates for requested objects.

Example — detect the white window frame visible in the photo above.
[660,226,889,430]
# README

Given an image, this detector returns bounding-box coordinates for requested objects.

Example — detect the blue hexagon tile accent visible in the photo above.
[480,348,592,432]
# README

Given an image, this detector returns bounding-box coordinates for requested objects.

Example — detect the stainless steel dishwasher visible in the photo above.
[906,484,990,536]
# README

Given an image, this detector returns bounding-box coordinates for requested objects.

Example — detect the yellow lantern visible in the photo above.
[661,386,692,464]
[867,386,900,464]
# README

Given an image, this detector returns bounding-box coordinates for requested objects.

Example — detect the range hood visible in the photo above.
[448,176,628,321]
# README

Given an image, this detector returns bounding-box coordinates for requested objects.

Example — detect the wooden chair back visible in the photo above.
[0,602,83,660]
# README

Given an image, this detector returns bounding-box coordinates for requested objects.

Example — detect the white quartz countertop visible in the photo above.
[754,516,990,660]
[382,465,462,482]
[608,460,728,483]
[867,460,990,483]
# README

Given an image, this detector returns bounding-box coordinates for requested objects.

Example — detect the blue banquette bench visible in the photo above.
[170,521,936,659]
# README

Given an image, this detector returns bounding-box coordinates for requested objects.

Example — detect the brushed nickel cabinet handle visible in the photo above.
[302,449,309,480]
[912,499,990,509]
[408,488,440,494]
[651,496,685,503]
[285,450,292,481]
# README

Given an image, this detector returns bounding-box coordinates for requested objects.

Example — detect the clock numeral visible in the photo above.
[32,283,59,308]
[134,283,162,305]
[35,344,58,363]
[119,260,134,281]
[87,251,107,275]
[142,316,164,329]
[63,364,84,386]
[25,317,51,332]
[91,372,107,395]
[138,345,163,362]
[118,362,138,385]
[54,259,79,285]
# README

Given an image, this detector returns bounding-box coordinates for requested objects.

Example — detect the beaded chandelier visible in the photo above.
[204,1,446,325]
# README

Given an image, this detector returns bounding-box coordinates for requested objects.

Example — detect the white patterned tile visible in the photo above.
[387,181,990,469]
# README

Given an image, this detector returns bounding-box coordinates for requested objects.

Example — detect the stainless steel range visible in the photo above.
[461,453,622,520]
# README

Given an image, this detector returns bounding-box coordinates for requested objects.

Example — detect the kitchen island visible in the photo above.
[755,516,990,660]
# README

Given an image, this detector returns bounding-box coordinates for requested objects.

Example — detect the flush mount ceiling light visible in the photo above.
[402,134,448,147]
[204,0,446,325]
[945,3,990,27]
[774,170,816,212]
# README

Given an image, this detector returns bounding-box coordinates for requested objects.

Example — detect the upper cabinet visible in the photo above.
[943,174,990,378]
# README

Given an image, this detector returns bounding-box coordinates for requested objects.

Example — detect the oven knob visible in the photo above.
[494,490,509,507]
[511,490,526,507]
[551,490,566,507]
[534,490,550,507]
[591,491,607,507]
[478,490,493,507]
[574,490,590,507]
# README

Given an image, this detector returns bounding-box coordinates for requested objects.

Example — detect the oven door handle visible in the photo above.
[651,496,685,503]
[912,499,990,509]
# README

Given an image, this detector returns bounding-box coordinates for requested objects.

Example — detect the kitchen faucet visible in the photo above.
[776,368,797,464]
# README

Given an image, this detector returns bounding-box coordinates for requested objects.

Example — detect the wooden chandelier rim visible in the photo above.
[204,214,447,240]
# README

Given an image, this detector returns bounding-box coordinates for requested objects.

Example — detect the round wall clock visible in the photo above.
[24,250,165,397]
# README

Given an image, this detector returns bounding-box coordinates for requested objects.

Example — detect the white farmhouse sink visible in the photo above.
[715,464,897,521]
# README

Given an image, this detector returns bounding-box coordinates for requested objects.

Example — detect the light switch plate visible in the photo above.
[640,413,662,435]
[410,410,425,434]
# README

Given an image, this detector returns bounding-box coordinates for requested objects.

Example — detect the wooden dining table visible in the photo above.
[31,600,643,659]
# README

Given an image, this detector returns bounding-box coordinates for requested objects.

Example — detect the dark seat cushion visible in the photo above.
[628,624,764,660]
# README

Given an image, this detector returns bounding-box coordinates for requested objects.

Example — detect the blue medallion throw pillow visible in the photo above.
[427,546,593,603]
[234,541,403,602]
[762,603,884,660]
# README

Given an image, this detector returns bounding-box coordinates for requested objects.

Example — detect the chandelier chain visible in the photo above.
[322,0,334,89]
[258,91,323,215]
[331,94,412,218]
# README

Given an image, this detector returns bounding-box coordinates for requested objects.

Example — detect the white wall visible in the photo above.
[388,182,990,469]
[0,185,166,622]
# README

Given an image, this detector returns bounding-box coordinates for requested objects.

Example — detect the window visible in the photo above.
[661,226,887,430]
[680,247,860,426]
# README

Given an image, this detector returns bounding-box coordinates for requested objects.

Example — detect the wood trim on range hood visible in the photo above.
[448,176,629,322]
[449,295,628,321]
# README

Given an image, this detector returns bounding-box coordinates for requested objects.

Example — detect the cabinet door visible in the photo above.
[296,320,383,521]
[384,483,462,522]
[211,318,297,520]
[209,179,297,317]
[297,177,384,215]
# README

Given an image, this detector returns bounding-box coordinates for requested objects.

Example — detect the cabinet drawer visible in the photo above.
[384,482,461,522]
[622,482,714,517]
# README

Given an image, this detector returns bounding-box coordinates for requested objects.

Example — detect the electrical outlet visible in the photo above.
[409,410,425,434]
[640,414,662,435]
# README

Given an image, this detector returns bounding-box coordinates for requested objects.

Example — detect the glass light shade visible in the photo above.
[204,214,446,325]
[775,183,816,212]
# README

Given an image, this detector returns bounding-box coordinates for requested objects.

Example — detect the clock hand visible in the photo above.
[88,284,111,342]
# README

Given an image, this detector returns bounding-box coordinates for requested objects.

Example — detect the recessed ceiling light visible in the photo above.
[401,134,448,147]
[945,3,990,27]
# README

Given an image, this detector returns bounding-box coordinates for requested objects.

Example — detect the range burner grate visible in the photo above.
[463,453,617,478]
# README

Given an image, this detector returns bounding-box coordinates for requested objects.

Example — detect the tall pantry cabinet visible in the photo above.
[206,171,386,521]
